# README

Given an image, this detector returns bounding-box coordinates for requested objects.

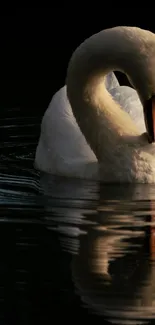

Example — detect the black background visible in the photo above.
[1,8,155,324]
[0,7,155,112]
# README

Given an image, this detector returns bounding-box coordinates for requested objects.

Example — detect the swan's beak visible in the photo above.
[144,95,155,143]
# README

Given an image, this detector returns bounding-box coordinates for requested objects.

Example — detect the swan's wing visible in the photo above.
[109,85,146,133]
[105,71,119,90]
[35,72,118,164]
[35,72,119,176]
[35,85,98,177]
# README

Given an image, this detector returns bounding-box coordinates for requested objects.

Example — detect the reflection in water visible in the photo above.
[2,107,155,324]
[42,175,155,325]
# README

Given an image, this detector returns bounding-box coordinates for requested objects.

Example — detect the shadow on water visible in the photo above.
[1,108,155,324]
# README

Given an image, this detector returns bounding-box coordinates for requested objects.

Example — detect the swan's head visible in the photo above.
[143,94,155,143]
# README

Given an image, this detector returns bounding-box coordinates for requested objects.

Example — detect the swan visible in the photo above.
[35,26,155,183]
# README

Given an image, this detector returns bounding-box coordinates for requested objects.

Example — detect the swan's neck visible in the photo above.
[66,27,155,162]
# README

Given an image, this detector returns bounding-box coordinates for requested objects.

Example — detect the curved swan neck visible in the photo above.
[66,27,155,161]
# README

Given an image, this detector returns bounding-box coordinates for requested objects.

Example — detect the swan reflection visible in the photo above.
[41,174,155,324]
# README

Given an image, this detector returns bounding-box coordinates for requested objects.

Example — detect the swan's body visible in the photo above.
[35,72,120,179]
[35,26,155,183]
[35,73,145,179]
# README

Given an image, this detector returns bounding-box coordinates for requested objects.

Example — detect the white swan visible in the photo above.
[35,26,155,183]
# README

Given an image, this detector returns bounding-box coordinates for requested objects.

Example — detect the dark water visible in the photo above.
[1,107,155,324]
